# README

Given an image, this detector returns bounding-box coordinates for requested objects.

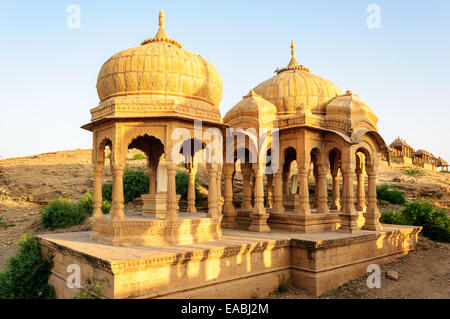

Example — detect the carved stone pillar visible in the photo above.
[166,161,179,220]
[217,163,223,213]
[316,165,330,213]
[149,167,157,195]
[241,164,253,212]
[272,170,285,213]
[111,164,125,220]
[266,174,273,208]
[362,166,383,231]
[207,163,218,218]
[222,163,238,228]
[248,164,270,232]
[92,163,104,218]
[296,163,311,215]
[313,165,319,209]
[282,171,289,195]
[339,162,359,233]
[251,174,256,206]
[355,167,366,212]
[186,162,198,213]
[330,168,341,210]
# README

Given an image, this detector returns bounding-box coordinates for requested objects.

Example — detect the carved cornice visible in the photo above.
[90,98,221,124]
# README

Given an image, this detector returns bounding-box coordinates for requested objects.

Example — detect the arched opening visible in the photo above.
[92,138,113,218]
[355,147,372,212]
[283,147,297,211]
[179,138,206,213]
[328,148,342,211]
[234,147,254,212]
[309,148,321,209]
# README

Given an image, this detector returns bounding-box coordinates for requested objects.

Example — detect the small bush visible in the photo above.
[102,168,149,204]
[440,170,450,174]
[123,168,149,203]
[380,210,408,225]
[73,277,107,299]
[175,171,203,203]
[376,184,406,205]
[401,167,424,177]
[0,216,5,228]
[0,233,54,299]
[402,201,450,242]
[102,183,112,202]
[132,153,146,161]
[40,198,86,230]
[78,190,111,215]
[380,200,450,242]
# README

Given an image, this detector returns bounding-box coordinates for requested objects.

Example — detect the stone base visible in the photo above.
[235,210,342,233]
[91,212,222,246]
[38,224,421,299]
[141,193,181,217]
[248,213,270,232]
[338,213,360,233]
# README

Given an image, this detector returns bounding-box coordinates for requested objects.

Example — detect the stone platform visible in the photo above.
[37,224,421,299]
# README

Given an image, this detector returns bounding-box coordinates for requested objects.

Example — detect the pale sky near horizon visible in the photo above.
[0,1,449,161]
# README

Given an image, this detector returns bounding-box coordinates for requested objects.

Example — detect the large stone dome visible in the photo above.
[252,41,341,115]
[96,10,223,109]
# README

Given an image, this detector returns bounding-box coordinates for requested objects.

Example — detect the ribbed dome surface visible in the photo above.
[252,41,341,115]
[252,69,342,115]
[96,11,222,108]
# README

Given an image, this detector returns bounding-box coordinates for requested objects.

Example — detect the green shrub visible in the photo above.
[0,216,5,228]
[440,170,450,174]
[132,153,146,161]
[78,190,111,215]
[380,200,450,242]
[73,277,107,299]
[40,198,86,230]
[380,210,408,225]
[376,184,406,205]
[402,201,450,242]
[102,183,113,202]
[123,168,149,203]
[102,167,149,204]
[401,166,424,177]
[0,233,54,299]
[175,171,203,203]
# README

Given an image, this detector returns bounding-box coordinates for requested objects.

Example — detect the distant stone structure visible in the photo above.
[437,157,449,171]
[413,149,439,172]
[384,137,445,172]
[389,137,414,164]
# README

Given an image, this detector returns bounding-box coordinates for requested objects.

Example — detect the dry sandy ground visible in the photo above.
[268,235,449,299]
[0,149,449,298]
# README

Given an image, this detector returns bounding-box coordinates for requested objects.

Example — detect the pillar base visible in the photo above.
[142,193,180,218]
[222,214,239,229]
[361,212,383,231]
[248,213,270,233]
[338,213,360,233]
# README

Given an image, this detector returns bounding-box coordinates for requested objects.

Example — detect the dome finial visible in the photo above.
[159,9,165,27]
[155,9,169,39]
[291,40,296,58]
[287,40,299,68]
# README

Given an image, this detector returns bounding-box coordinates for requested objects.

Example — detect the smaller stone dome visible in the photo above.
[224,90,277,129]
[325,90,378,134]
[252,41,342,115]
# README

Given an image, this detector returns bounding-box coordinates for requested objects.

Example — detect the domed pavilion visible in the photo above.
[37,11,422,299]
[223,40,390,233]
[82,10,224,245]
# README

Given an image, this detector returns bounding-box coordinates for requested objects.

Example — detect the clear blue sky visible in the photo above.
[1,0,449,160]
